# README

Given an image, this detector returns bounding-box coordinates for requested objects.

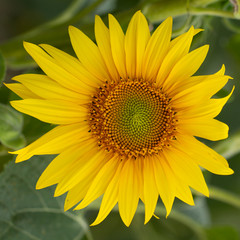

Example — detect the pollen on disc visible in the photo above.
[89,80,177,158]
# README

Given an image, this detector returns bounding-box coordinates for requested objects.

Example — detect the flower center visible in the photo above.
[89,80,177,158]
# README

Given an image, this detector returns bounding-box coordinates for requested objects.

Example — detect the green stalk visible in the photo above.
[208,186,240,209]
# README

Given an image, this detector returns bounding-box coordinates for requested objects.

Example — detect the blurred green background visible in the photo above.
[0,0,240,239]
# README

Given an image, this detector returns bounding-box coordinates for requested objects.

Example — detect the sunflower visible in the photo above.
[6,11,234,226]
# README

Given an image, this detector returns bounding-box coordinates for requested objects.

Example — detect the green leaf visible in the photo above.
[0,51,6,85]
[0,103,26,150]
[0,156,91,240]
[206,226,239,240]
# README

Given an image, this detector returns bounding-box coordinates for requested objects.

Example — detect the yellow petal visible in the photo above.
[166,65,227,98]
[64,176,93,211]
[4,83,41,99]
[161,158,194,206]
[136,158,144,202]
[178,87,234,120]
[169,28,203,49]
[54,149,108,196]
[215,64,226,75]
[142,17,172,81]
[174,178,194,206]
[152,154,175,216]
[156,26,195,87]
[118,159,140,226]
[172,75,230,110]
[176,135,233,175]
[68,25,110,81]
[124,12,138,79]
[143,156,159,224]
[13,74,90,104]
[91,161,124,226]
[75,155,119,210]
[108,14,127,79]
[64,180,92,211]
[40,44,102,88]
[164,45,209,92]
[125,11,150,79]
[12,122,89,162]
[135,11,150,79]
[10,99,87,125]
[180,118,229,141]
[163,148,209,197]
[95,15,119,81]
[23,42,91,94]
[36,140,95,189]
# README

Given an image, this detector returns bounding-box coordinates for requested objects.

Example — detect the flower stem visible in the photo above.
[208,186,240,209]
[189,7,240,19]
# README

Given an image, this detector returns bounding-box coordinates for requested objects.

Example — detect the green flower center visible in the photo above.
[89,80,177,158]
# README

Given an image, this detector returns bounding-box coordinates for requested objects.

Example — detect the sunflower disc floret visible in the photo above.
[89,80,177,158]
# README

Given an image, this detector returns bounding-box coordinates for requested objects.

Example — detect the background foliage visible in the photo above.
[0,0,240,239]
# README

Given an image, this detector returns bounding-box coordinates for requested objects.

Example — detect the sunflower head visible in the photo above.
[6,11,234,227]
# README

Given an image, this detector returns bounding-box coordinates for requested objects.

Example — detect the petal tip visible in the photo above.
[108,13,116,23]
[119,212,132,227]
[168,16,173,22]
[8,150,16,155]
[165,16,173,27]
[23,41,35,51]
[95,15,101,21]
[23,41,30,47]
[124,221,131,227]
[64,199,73,212]
[54,187,65,197]
[226,168,234,175]
[15,154,28,163]
[35,182,43,190]
[205,188,210,198]
[9,100,19,109]
[90,218,101,226]
[68,25,77,34]
[144,215,152,225]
